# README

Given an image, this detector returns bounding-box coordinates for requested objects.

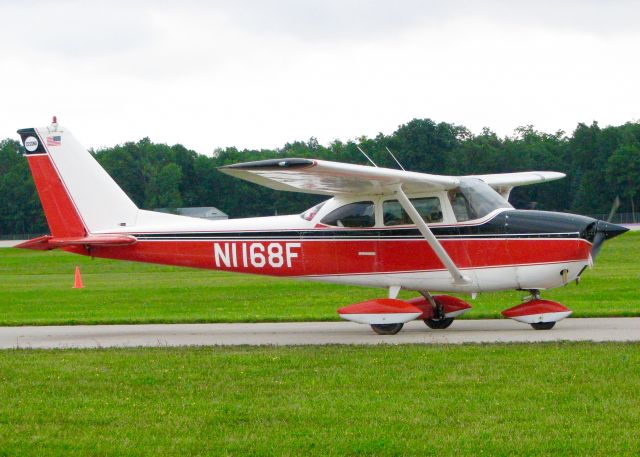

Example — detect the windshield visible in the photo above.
[448,178,512,222]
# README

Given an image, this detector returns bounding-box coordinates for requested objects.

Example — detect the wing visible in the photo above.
[219,158,563,286]
[469,171,566,199]
[218,158,460,196]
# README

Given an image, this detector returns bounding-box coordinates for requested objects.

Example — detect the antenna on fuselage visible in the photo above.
[356,145,378,167]
[385,146,405,171]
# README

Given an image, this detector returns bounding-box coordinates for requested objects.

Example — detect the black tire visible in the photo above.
[424,317,454,329]
[531,321,556,330]
[370,323,404,335]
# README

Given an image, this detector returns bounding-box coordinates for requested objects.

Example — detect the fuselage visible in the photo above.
[68,205,600,294]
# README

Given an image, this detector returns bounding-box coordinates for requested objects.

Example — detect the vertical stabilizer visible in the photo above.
[17,120,139,237]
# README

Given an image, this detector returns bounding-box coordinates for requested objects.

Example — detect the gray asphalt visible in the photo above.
[0,318,638,349]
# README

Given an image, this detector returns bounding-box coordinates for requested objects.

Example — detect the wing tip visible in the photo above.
[542,171,566,181]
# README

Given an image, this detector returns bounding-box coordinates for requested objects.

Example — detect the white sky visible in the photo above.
[1,0,639,154]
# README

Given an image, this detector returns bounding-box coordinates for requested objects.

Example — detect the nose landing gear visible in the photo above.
[370,323,405,335]
[502,290,572,330]
[530,322,557,330]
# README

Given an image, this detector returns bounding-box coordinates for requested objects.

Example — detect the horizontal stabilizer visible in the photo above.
[16,235,137,251]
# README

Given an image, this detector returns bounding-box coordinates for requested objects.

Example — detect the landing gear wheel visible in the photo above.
[531,321,555,330]
[370,323,404,335]
[424,317,454,329]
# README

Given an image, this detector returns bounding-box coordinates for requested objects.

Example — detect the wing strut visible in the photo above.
[394,186,471,285]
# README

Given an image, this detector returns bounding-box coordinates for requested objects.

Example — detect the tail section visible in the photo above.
[17,119,139,237]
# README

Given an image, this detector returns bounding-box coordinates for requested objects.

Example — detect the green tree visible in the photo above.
[146,163,184,210]
[0,139,47,235]
[606,133,640,222]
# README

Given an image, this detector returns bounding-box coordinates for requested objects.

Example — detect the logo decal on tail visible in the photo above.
[24,136,39,152]
[18,128,47,155]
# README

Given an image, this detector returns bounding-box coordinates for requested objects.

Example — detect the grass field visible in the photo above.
[0,233,638,326]
[0,343,638,456]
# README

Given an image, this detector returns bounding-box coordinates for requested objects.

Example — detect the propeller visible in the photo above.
[591,196,621,259]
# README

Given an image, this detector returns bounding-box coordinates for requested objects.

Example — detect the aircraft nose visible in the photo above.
[594,219,629,241]
[589,219,629,259]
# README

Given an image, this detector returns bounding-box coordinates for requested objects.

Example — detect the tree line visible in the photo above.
[1,118,639,236]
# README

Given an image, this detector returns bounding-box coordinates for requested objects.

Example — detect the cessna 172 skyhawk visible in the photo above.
[16,119,628,334]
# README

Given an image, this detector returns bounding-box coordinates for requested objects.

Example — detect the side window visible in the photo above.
[383,200,411,226]
[320,201,375,227]
[300,201,326,221]
[383,197,443,226]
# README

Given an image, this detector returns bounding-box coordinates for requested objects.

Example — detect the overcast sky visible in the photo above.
[1,0,639,154]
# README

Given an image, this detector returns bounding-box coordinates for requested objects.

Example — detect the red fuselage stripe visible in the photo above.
[68,238,592,277]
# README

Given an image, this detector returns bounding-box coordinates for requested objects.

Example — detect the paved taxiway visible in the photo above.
[0,318,638,349]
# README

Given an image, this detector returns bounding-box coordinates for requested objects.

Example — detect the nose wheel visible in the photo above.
[370,323,404,335]
[530,321,556,330]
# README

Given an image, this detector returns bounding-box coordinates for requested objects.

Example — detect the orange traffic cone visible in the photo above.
[73,266,84,289]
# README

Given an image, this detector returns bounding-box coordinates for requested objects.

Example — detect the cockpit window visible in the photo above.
[383,197,443,226]
[448,178,512,222]
[300,201,327,221]
[320,201,375,227]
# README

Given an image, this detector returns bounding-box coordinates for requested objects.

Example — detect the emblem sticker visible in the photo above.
[47,135,61,147]
[24,136,39,152]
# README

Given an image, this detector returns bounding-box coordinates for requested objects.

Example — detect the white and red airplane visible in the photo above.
[16,119,627,334]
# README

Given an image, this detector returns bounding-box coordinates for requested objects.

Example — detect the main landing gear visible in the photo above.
[424,317,454,330]
[336,294,472,335]
[372,317,455,335]
[419,293,457,330]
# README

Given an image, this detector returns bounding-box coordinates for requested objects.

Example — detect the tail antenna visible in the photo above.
[356,145,378,167]
[385,146,405,171]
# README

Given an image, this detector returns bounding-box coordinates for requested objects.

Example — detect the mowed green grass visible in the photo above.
[0,343,639,456]
[0,233,638,325]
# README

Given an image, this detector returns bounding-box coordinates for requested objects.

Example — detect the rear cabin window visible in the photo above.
[320,201,375,227]
[383,197,443,226]
[300,201,327,221]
